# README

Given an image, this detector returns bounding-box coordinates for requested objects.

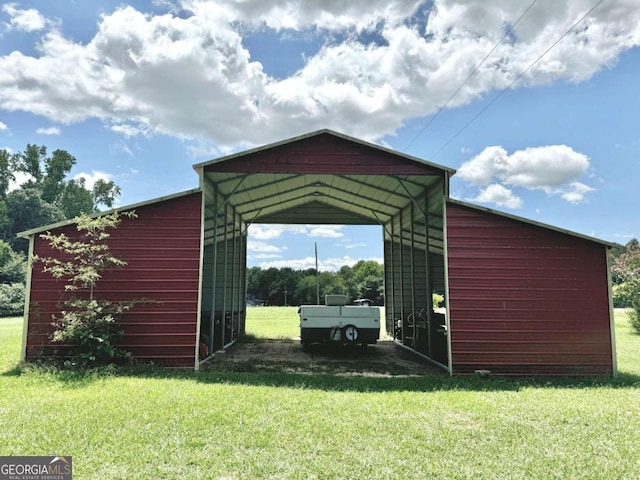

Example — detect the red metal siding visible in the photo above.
[25,192,202,368]
[204,133,442,175]
[446,202,613,375]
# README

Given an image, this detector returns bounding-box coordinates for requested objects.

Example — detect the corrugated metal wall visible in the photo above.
[445,201,613,375]
[25,192,203,368]
[203,134,440,176]
[200,181,247,356]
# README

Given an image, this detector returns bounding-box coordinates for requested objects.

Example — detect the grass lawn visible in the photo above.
[1,310,639,479]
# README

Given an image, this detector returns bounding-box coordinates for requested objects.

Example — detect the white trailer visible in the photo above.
[299,295,380,350]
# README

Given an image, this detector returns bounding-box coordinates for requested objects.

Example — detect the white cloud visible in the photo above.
[73,171,112,190]
[247,240,282,254]
[308,226,344,238]
[184,141,222,159]
[0,121,7,132]
[472,184,523,209]
[8,171,34,192]
[249,224,308,240]
[559,182,595,204]
[2,3,48,32]
[249,224,344,239]
[109,123,150,138]
[0,1,637,148]
[458,144,594,206]
[458,145,590,189]
[35,126,61,135]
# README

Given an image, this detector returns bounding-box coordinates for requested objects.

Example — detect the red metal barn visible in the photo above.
[20,190,203,368]
[19,130,615,374]
[445,200,614,375]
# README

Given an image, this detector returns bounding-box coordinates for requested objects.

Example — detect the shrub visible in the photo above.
[612,239,640,334]
[0,240,26,284]
[0,283,25,317]
[612,283,633,308]
[627,309,640,334]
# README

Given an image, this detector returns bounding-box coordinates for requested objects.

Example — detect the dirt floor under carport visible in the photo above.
[204,339,445,377]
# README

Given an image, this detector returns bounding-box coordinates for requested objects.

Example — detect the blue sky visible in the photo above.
[1,0,639,270]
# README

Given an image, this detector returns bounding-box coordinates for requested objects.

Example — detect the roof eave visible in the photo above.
[18,188,201,238]
[447,198,615,248]
[192,129,457,176]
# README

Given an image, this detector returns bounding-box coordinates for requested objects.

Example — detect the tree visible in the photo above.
[352,260,384,304]
[35,210,140,366]
[14,144,45,185]
[0,145,121,253]
[612,239,640,333]
[0,240,26,284]
[0,200,11,239]
[296,275,319,304]
[10,145,120,213]
[5,189,64,252]
[60,178,95,218]
[0,149,14,198]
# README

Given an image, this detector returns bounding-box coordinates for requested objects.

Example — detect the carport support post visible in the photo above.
[409,202,417,348]
[209,185,218,355]
[230,207,237,343]
[399,211,405,342]
[222,203,229,347]
[424,187,433,358]
[387,219,397,340]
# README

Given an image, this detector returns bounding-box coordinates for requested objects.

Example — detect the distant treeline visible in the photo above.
[247,260,384,306]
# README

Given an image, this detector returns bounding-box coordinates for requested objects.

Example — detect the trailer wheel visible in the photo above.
[342,325,359,343]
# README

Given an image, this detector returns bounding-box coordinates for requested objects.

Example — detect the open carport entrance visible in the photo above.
[194,130,454,372]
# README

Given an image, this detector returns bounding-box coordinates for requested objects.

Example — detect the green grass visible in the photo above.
[0,310,639,479]
[245,306,300,339]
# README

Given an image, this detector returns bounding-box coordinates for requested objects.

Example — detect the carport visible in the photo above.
[194,130,453,370]
[21,129,615,375]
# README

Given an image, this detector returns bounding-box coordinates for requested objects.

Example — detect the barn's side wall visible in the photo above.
[445,201,613,375]
[25,192,203,368]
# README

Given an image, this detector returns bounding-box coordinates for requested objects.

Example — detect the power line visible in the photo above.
[428,0,605,160]
[403,0,538,152]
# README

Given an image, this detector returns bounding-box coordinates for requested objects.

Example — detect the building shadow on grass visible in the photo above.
[6,352,639,395]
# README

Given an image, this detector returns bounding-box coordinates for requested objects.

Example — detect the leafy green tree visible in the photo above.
[612,239,640,333]
[0,201,11,239]
[14,144,45,185]
[0,283,25,317]
[6,189,65,252]
[0,145,121,253]
[60,178,95,218]
[35,211,140,367]
[11,145,120,212]
[91,178,121,209]
[352,260,384,303]
[0,149,14,198]
[338,265,359,300]
[0,240,26,284]
[296,275,320,304]
[0,238,27,317]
